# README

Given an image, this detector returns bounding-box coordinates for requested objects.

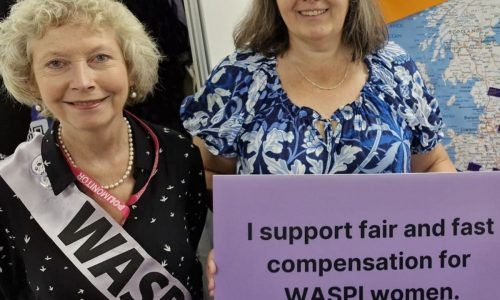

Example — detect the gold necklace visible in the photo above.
[58,117,134,190]
[295,63,349,91]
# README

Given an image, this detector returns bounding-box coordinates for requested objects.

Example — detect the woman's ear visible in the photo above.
[128,77,136,99]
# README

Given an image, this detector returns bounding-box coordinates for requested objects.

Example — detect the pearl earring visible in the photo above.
[34,104,42,112]
[130,88,137,99]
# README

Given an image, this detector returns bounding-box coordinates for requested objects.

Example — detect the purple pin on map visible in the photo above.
[487,87,500,98]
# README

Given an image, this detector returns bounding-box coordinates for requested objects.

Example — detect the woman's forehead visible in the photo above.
[28,24,120,58]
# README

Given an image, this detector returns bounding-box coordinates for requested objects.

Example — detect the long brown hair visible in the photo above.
[234,0,388,61]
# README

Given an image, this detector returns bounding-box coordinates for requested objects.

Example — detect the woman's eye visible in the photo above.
[46,60,65,69]
[94,54,110,63]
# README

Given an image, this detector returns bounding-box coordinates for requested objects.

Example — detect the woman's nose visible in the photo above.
[70,62,95,91]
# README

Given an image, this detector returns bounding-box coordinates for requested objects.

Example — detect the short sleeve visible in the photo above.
[180,52,266,157]
[388,43,445,154]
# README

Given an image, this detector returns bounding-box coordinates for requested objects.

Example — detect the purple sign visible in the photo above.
[213,172,500,300]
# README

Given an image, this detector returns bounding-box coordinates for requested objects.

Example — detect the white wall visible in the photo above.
[199,0,251,68]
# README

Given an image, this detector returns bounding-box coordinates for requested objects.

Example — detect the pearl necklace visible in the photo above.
[58,117,134,190]
[295,63,349,91]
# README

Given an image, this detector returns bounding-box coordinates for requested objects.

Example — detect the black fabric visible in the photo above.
[0,115,208,299]
[123,0,192,133]
[0,99,31,157]
[0,0,31,157]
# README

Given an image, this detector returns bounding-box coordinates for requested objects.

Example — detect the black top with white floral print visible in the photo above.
[0,113,208,299]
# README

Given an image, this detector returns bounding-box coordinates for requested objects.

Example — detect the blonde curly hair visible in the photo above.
[0,0,161,115]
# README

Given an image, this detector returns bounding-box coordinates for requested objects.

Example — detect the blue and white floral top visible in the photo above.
[180,42,444,174]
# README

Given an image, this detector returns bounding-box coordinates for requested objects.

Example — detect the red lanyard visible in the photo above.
[61,112,159,224]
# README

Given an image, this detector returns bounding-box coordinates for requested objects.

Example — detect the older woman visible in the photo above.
[0,0,207,299]
[180,0,456,296]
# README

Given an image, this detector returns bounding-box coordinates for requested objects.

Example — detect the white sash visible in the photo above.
[0,134,191,300]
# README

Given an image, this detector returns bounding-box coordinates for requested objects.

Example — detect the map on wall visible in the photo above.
[388,0,499,171]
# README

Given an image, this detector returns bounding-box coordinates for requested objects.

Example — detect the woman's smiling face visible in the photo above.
[29,23,132,132]
[276,0,350,47]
